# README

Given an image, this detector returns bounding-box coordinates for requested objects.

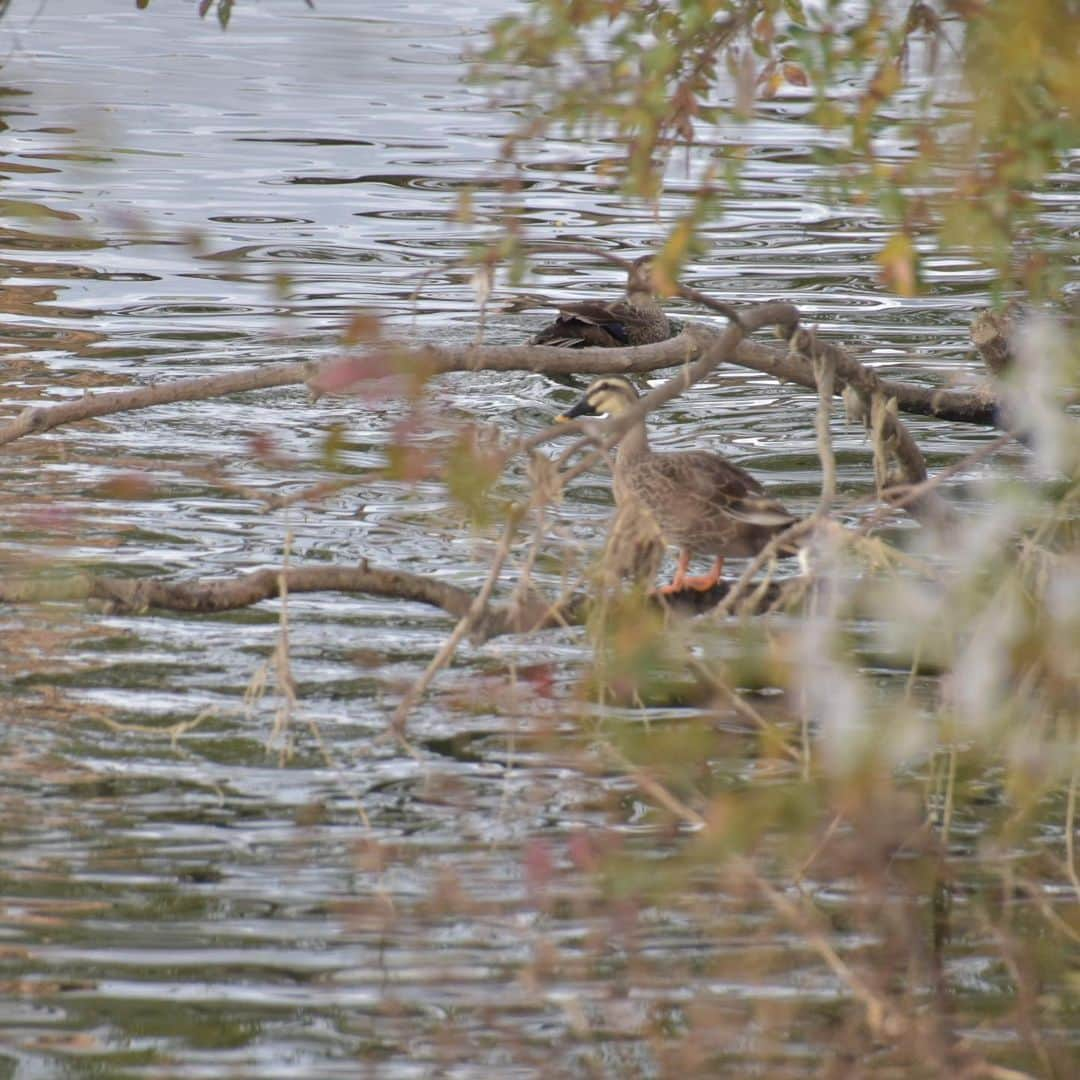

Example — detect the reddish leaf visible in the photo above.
[21,506,80,532]
[781,62,809,87]
[248,433,297,467]
[610,898,639,940]
[384,444,436,483]
[249,432,278,460]
[518,662,555,699]
[523,838,555,898]
[567,830,598,873]
[310,352,404,398]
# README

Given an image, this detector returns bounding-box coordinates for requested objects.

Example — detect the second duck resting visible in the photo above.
[531,255,671,348]
[559,376,799,594]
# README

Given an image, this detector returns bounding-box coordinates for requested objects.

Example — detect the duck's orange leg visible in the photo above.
[680,556,725,592]
[657,550,692,595]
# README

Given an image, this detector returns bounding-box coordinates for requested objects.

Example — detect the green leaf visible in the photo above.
[783,0,807,26]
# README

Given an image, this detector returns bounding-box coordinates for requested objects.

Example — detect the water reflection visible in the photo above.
[0,0,1073,1076]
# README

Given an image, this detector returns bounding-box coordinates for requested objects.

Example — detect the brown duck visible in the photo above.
[560,376,799,593]
[532,255,671,348]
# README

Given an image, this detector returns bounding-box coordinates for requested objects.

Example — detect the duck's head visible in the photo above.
[558,375,640,420]
[627,254,658,297]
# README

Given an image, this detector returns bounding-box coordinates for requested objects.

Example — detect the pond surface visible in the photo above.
[0,2,1075,1076]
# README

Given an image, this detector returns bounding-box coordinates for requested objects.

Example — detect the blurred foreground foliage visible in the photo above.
[466,1,1080,1071]
[478,0,1080,298]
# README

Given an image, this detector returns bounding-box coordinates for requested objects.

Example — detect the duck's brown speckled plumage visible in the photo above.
[560,376,798,592]
[532,255,671,349]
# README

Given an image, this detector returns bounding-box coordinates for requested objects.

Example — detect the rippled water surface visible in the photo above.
[0,2,1076,1076]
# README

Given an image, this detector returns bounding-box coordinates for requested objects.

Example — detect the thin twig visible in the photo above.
[710,517,821,618]
[937,744,957,869]
[793,813,845,884]
[597,742,706,828]
[671,280,747,326]
[812,338,837,512]
[1014,880,1080,947]
[1066,763,1080,903]
[266,540,299,764]
[390,504,526,733]
[732,856,904,1039]
[687,659,802,764]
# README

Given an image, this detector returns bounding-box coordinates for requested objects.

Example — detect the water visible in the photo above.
[0,2,1075,1076]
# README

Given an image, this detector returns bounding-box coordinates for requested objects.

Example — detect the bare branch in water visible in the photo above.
[1,307,1005,451]
[0,560,792,635]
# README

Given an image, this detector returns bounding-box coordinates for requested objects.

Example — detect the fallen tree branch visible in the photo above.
[0,333,707,449]
[728,334,998,426]
[1,318,1002,451]
[0,563,478,620]
[0,361,315,448]
[514,244,999,425]
[782,327,953,525]
[0,559,792,631]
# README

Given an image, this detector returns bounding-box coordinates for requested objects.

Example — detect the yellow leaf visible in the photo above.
[876,233,920,297]
[341,311,382,347]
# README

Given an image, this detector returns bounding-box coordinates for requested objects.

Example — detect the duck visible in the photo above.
[531,255,671,348]
[559,375,799,593]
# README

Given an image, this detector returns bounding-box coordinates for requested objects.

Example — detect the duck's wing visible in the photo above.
[631,451,796,528]
[532,320,624,348]
[531,299,634,348]
[556,298,634,325]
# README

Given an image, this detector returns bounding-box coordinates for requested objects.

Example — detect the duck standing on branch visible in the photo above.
[559,376,799,594]
[531,255,671,348]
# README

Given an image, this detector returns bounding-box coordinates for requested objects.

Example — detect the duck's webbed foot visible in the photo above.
[657,555,724,595]
[680,556,725,593]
